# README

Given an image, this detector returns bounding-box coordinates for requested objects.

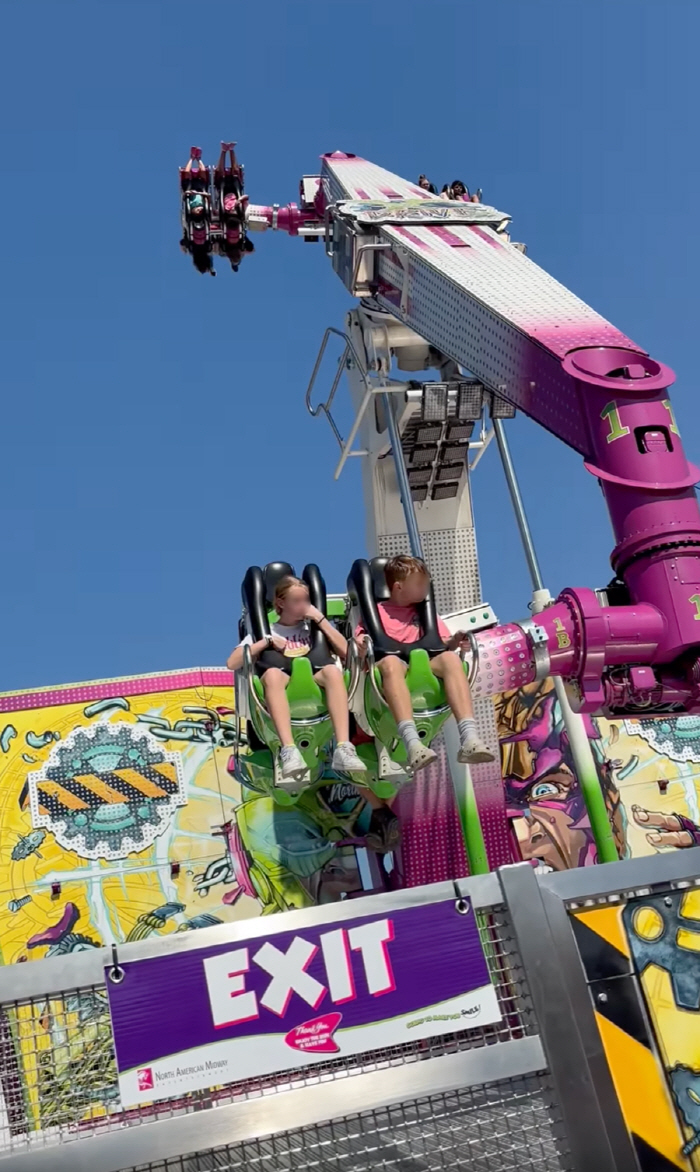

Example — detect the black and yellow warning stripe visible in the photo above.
[26,761,179,817]
[572,906,692,1171]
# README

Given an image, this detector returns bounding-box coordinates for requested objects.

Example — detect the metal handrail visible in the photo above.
[305,327,373,454]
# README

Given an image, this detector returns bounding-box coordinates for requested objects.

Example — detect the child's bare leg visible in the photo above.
[431,651,473,720]
[431,652,494,763]
[261,668,293,745]
[314,665,366,773]
[377,656,412,722]
[378,656,436,773]
[314,664,350,743]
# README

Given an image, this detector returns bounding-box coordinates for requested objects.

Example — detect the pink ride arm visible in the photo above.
[216,149,700,717]
[315,154,700,717]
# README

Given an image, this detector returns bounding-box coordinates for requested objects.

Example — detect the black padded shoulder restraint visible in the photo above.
[241,562,294,641]
[347,557,444,661]
[301,564,330,658]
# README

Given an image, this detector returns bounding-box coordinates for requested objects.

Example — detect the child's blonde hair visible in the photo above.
[273,576,308,610]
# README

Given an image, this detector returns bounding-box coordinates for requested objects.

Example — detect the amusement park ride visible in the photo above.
[0,141,699,1172]
[181,143,700,877]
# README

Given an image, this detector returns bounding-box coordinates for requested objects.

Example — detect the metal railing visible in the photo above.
[0,850,697,1171]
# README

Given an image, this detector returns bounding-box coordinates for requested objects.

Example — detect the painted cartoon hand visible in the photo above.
[631,806,696,849]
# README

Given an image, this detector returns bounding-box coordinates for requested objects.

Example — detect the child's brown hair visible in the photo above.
[384,556,430,591]
[273,576,308,609]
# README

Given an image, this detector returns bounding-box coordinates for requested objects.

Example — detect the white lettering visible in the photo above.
[348,919,395,996]
[255,938,325,1016]
[320,928,355,1003]
[203,948,258,1028]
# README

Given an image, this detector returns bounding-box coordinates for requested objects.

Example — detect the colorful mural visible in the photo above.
[495,678,700,870]
[0,668,393,970]
[1,667,699,1139]
[2,670,699,968]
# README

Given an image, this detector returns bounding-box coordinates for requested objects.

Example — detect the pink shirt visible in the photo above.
[355,602,451,645]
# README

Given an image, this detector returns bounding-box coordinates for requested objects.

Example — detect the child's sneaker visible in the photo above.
[279,745,309,781]
[332,742,367,773]
[458,738,495,765]
[407,742,438,773]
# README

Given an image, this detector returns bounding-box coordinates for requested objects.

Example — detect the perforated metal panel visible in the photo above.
[378,528,480,614]
[160,1075,573,1172]
[376,244,590,454]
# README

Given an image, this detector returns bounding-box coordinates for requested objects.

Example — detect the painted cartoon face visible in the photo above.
[510,767,590,871]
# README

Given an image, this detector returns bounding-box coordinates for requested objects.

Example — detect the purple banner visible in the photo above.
[107,899,500,1106]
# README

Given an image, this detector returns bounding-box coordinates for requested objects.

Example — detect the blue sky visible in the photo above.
[0,0,697,690]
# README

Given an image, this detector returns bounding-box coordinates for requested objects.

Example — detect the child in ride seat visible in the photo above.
[227,576,366,784]
[355,555,495,774]
[214,143,253,273]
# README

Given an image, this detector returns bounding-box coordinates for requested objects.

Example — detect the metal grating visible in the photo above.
[138,1074,573,1172]
[0,906,534,1156]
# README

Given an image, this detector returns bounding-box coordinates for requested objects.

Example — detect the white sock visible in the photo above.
[458,718,479,745]
[397,720,421,751]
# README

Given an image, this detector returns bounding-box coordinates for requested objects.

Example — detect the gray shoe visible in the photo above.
[406,742,438,773]
[331,742,367,773]
[279,745,309,782]
[457,738,496,765]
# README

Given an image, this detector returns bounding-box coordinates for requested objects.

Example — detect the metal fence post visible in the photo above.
[498,863,639,1172]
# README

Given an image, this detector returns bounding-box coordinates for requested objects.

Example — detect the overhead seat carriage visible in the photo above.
[347,557,456,794]
[180,150,213,251]
[231,561,356,804]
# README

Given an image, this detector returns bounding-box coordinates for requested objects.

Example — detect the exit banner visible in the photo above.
[106,899,501,1106]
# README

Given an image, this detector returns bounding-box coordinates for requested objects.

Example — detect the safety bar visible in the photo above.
[362,636,390,714]
[241,643,271,724]
[345,637,363,706]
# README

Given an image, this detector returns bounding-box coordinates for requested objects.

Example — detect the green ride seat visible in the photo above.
[235,561,350,805]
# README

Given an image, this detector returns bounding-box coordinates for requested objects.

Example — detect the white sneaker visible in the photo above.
[457,738,495,765]
[406,742,438,773]
[332,742,367,773]
[279,745,309,781]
